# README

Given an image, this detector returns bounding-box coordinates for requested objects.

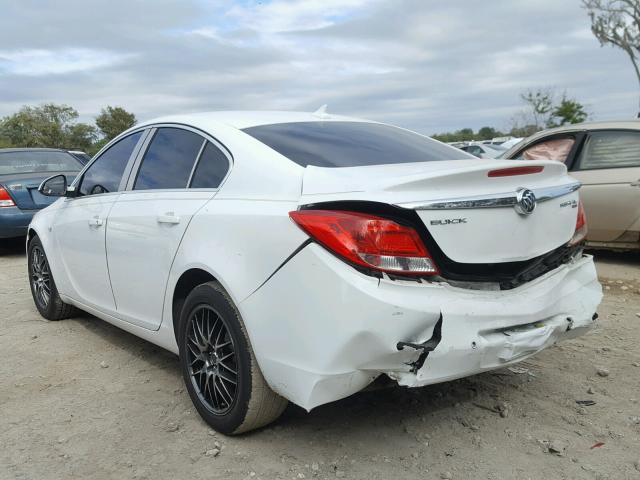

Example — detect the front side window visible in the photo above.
[517,137,575,163]
[576,130,640,170]
[79,131,143,196]
[134,128,204,190]
[243,122,473,168]
[189,142,229,188]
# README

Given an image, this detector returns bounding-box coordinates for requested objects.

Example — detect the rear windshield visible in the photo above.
[0,151,81,175]
[243,121,473,167]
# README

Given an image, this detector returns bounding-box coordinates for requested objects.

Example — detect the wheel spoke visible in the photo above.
[219,351,235,362]
[187,343,201,359]
[204,374,213,403]
[218,371,237,385]
[217,374,234,402]
[211,375,222,405]
[196,314,206,347]
[214,377,231,405]
[219,362,237,376]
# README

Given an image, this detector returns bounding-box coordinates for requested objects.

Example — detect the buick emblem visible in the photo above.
[514,188,537,215]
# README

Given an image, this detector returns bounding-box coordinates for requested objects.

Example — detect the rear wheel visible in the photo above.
[28,236,76,320]
[178,281,287,434]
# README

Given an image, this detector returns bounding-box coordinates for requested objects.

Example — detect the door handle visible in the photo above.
[157,213,181,225]
[631,180,640,187]
[88,216,104,227]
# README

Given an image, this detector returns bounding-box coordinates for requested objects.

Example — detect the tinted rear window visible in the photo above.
[242,122,473,167]
[189,142,229,188]
[0,151,81,175]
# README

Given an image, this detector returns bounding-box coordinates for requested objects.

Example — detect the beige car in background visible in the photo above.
[504,121,640,251]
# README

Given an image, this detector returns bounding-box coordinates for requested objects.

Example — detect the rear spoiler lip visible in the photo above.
[397,181,581,211]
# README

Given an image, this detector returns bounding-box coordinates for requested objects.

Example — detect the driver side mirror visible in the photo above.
[38,174,68,197]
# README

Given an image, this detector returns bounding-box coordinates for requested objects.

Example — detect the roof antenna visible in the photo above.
[313,104,330,119]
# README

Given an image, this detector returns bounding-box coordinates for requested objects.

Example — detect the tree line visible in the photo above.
[432,89,589,143]
[0,104,136,155]
[0,88,591,152]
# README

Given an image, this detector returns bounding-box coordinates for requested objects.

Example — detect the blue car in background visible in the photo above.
[0,148,82,239]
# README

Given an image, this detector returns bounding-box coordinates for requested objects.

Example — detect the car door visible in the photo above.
[569,130,640,242]
[105,126,231,330]
[52,130,146,312]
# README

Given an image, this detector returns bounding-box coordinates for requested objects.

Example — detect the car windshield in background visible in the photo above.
[0,151,81,175]
[243,121,474,167]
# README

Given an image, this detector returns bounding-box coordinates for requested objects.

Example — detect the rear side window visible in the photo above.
[134,128,204,190]
[80,131,142,196]
[189,142,229,188]
[576,130,640,170]
[516,137,575,163]
[243,122,473,168]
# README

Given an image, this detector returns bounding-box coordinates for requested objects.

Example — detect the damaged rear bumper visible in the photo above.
[241,244,602,411]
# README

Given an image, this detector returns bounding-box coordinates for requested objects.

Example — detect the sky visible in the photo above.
[0,0,637,135]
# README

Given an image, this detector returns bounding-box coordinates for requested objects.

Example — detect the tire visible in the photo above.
[178,281,288,434]
[27,236,77,320]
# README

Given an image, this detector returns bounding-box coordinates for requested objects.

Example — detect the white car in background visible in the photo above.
[28,111,602,434]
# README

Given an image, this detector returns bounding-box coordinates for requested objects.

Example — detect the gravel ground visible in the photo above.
[1,238,639,480]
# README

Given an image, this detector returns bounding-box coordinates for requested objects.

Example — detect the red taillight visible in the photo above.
[289,210,439,276]
[569,200,587,246]
[487,166,544,177]
[0,186,16,208]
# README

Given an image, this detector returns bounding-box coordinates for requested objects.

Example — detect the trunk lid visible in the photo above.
[300,160,580,264]
[0,172,78,210]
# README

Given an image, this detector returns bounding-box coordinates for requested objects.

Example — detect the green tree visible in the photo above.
[95,106,136,141]
[509,124,540,138]
[550,95,589,126]
[0,103,96,149]
[520,88,555,129]
[477,126,503,140]
[583,0,640,115]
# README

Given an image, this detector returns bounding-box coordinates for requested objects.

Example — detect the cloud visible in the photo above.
[0,49,132,76]
[225,0,381,33]
[0,0,636,133]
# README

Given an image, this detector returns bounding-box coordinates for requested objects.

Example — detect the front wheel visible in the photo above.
[178,281,288,434]
[27,236,77,320]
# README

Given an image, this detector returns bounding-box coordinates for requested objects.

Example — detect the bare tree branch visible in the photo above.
[583,0,640,112]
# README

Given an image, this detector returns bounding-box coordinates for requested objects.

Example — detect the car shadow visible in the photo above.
[0,237,25,257]
[275,370,522,437]
[589,248,640,266]
[68,308,524,435]
[72,312,179,373]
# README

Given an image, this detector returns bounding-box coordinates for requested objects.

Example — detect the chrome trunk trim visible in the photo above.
[399,182,581,210]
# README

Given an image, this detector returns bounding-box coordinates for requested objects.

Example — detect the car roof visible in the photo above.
[526,120,640,140]
[0,147,69,154]
[136,110,370,130]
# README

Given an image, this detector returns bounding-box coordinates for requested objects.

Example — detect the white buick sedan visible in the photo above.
[28,111,602,434]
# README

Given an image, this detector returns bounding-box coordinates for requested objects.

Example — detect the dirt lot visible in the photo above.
[1,239,639,480]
